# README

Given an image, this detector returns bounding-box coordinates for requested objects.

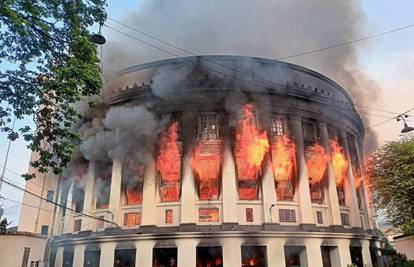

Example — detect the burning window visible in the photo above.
[114,249,136,267]
[330,139,349,206]
[284,246,304,267]
[198,112,219,140]
[279,209,296,223]
[241,246,267,267]
[270,117,296,201]
[73,219,81,232]
[84,250,100,267]
[153,248,177,267]
[124,212,141,227]
[94,161,112,209]
[156,120,183,202]
[122,162,144,205]
[165,209,173,224]
[302,120,318,146]
[246,208,254,222]
[192,113,222,201]
[235,104,270,200]
[199,207,220,222]
[196,246,223,267]
[305,144,329,204]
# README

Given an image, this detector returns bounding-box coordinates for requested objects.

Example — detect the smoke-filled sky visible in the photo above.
[1,0,413,227]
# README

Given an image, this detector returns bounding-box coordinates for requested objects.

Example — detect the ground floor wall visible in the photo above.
[51,231,382,267]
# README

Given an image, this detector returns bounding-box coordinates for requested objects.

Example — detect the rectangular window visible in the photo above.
[196,246,223,267]
[124,212,141,226]
[46,190,54,202]
[246,208,254,222]
[153,248,177,267]
[279,209,296,223]
[341,213,350,226]
[199,207,220,222]
[84,250,101,267]
[241,246,267,267]
[316,211,323,224]
[114,249,136,267]
[96,216,105,229]
[271,116,285,137]
[73,186,85,212]
[302,121,318,145]
[197,113,219,140]
[95,161,112,209]
[40,225,49,236]
[165,209,173,224]
[22,247,30,267]
[74,219,82,232]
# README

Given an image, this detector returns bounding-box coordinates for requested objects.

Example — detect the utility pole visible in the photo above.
[0,116,16,191]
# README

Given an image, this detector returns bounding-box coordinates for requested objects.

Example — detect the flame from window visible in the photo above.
[235,104,270,180]
[271,134,296,182]
[156,121,182,182]
[330,140,349,186]
[306,143,330,184]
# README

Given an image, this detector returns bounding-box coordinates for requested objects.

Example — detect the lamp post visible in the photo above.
[396,114,414,133]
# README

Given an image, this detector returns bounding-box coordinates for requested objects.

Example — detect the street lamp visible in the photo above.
[91,24,106,45]
[396,114,414,133]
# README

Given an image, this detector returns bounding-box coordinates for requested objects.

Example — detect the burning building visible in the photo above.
[18,56,382,267]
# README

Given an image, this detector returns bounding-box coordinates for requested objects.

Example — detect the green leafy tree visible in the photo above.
[0,0,106,179]
[368,135,414,234]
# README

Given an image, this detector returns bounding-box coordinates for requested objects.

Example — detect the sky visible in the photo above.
[0,0,413,227]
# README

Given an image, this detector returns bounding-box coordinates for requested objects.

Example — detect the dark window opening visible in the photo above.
[22,247,30,267]
[350,246,363,267]
[337,185,346,206]
[241,246,267,267]
[84,250,101,267]
[73,185,85,212]
[341,213,350,226]
[316,211,323,224]
[95,161,112,209]
[46,190,54,202]
[74,219,82,232]
[284,246,305,267]
[63,249,74,267]
[196,246,223,267]
[198,113,219,140]
[40,225,49,236]
[153,247,177,267]
[321,246,333,267]
[114,249,136,267]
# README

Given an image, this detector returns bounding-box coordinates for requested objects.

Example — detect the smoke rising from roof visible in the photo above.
[103,0,380,153]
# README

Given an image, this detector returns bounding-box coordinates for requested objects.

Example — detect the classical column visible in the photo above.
[177,239,197,267]
[361,239,373,266]
[73,244,85,266]
[266,239,286,267]
[136,240,156,267]
[54,246,64,267]
[319,123,342,226]
[341,131,362,228]
[52,177,64,235]
[62,182,74,233]
[141,158,157,226]
[353,137,374,229]
[290,117,314,224]
[221,140,238,223]
[304,239,324,267]
[180,111,196,224]
[337,239,352,266]
[222,237,242,267]
[99,242,115,267]
[81,163,95,231]
[109,160,122,226]
[262,157,278,223]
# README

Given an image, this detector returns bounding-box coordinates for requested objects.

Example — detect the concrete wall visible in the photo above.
[0,233,47,267]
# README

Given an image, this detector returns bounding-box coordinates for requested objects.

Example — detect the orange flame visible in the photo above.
[306,143,329,184]
[330,140,349,186]
[235,104,270,180]
[191,142,222,200]
[156,121,182,202]
[271,134,296,182]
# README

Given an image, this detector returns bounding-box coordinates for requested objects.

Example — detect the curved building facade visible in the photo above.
[19,56,382,267]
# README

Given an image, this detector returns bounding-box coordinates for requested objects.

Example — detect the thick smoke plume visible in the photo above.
[103,0,380,153]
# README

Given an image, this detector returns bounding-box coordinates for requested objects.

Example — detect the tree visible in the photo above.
[0,0,106,179]
[368,135,414,234]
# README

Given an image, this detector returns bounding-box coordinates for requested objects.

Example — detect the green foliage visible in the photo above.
[368,135,414,234]
[0,0,106,179]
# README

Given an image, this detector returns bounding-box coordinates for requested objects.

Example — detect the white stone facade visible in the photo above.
[18,56,383,267]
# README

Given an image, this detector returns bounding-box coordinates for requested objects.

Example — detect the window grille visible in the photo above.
[316,211,323,224]
[271,116,285,137]
[279,209,296,223]
[46,190,54,202]
[165,209,173,224]
[197,113,219,140]
[246,208,254,222]
[302,121,317,144]
[96,216,105,229]
[73,219,82,232]
[40,225,49,236]
[124,212,141,226]
[341,213,350,226]
[199,207,220,222]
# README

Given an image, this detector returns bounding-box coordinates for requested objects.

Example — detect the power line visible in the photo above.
[106,17,410,116]
[0,176,119,228]
[360,107,414,134]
